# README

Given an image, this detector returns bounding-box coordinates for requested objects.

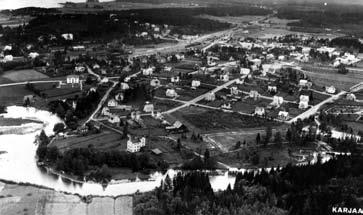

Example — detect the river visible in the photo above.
[0,106,238,196]
[0,0,114,10]
[0,106,338,197]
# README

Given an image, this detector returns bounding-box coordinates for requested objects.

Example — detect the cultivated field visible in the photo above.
[0,85,36,106]
[302,66,363,90]
[204,126,288,152]
[0,182,132,215]
[50,130,124,152]
[1,69,49,82]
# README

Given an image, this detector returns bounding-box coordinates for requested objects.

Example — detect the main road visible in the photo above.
[163,76,245,114]
[288,91,347,124]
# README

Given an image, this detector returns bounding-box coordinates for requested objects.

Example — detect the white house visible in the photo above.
[255,107,265,116]
[205,92,216,101]
[166,89,178,98]
[102,107,111,116]
[220,74,229,82]
[29,52,39,59]
[278,55,286,61]
[150,78,161,87]
[240,68,251,75]
[299,95,310,109]
[271,96,284,108]
[239,42,253,50]
[325,86,336,94]
[171,76,180,84]
[61,33,74,41]
[3,45,12,51]
[230,86,239,95]
[250,58,262,66]
[75,66,86,73]
[164,66,172,72]
[108,99,118,107]
[267,86,277,94]
[143,102,154,113]
[278,111,289,121]
[236,77,244,85]
[142,67,154,76]
[221,103,232,110]
[249,90,260,100]
[140,32,148,37]
[3,55,13,62]
[346,93,356,101]
[191,80,201,88]
[115,93,124,102]
[127,135,146,153]
[100,77,109,84]
[108,115,120,124]
[299,79,309,87]
[66,75,80,85]
[121,82,130,90]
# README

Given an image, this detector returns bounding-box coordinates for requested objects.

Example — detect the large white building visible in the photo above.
[127,136,146,153]
[66,75,80,85]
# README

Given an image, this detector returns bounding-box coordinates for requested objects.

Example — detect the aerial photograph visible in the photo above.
[0,0,362,214]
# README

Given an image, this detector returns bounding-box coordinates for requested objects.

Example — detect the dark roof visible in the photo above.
[151,148,163,155]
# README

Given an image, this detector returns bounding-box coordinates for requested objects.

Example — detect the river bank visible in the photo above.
[0,106,341,197]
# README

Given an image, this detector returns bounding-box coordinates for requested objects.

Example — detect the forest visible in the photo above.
[277,4,363,38]
[134,155,363,215]
[0,6,270,45]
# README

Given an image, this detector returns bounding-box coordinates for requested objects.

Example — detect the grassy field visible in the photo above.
[0,182,132,215]
[1,69,49,82]
[182,110,280,132]
[232,98,271,114]
[50,130,124,152]
[203,126,288,153]
[302,66,363,90]
[0,85,38,106]
[0,117,42,127]
[216,144,294,169]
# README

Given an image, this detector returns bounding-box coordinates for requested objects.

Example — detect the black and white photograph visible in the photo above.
[0,0,363,214]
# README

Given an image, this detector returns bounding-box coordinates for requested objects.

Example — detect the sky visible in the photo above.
[0,0,112,10]
[1,0,363,10]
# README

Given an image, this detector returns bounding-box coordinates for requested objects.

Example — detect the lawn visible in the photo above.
[1,69,49,82]
[302,66,363,90]
[182,110,280,132]
[50,130,124,153]
[0,85,38,106]
[203,126,288,153]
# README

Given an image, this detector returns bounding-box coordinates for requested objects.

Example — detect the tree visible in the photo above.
[274,132,282,147]
[235,141,242,149]
[264,126,272,146]
[53,123,65,134]
[338,64,348,74]
[286,129,292,142]
[122,122,129,139]
[55,103,66,118]
[204,149,210,162]
[176,138,182,151]
[256,133,261,145]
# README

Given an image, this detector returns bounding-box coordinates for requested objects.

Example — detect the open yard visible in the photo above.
[50,130,124,152]
[181,110,280,132]
[1,69,49,82]
[203,126,288,153]
[0,85,46,107]
[301,66,363,90]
